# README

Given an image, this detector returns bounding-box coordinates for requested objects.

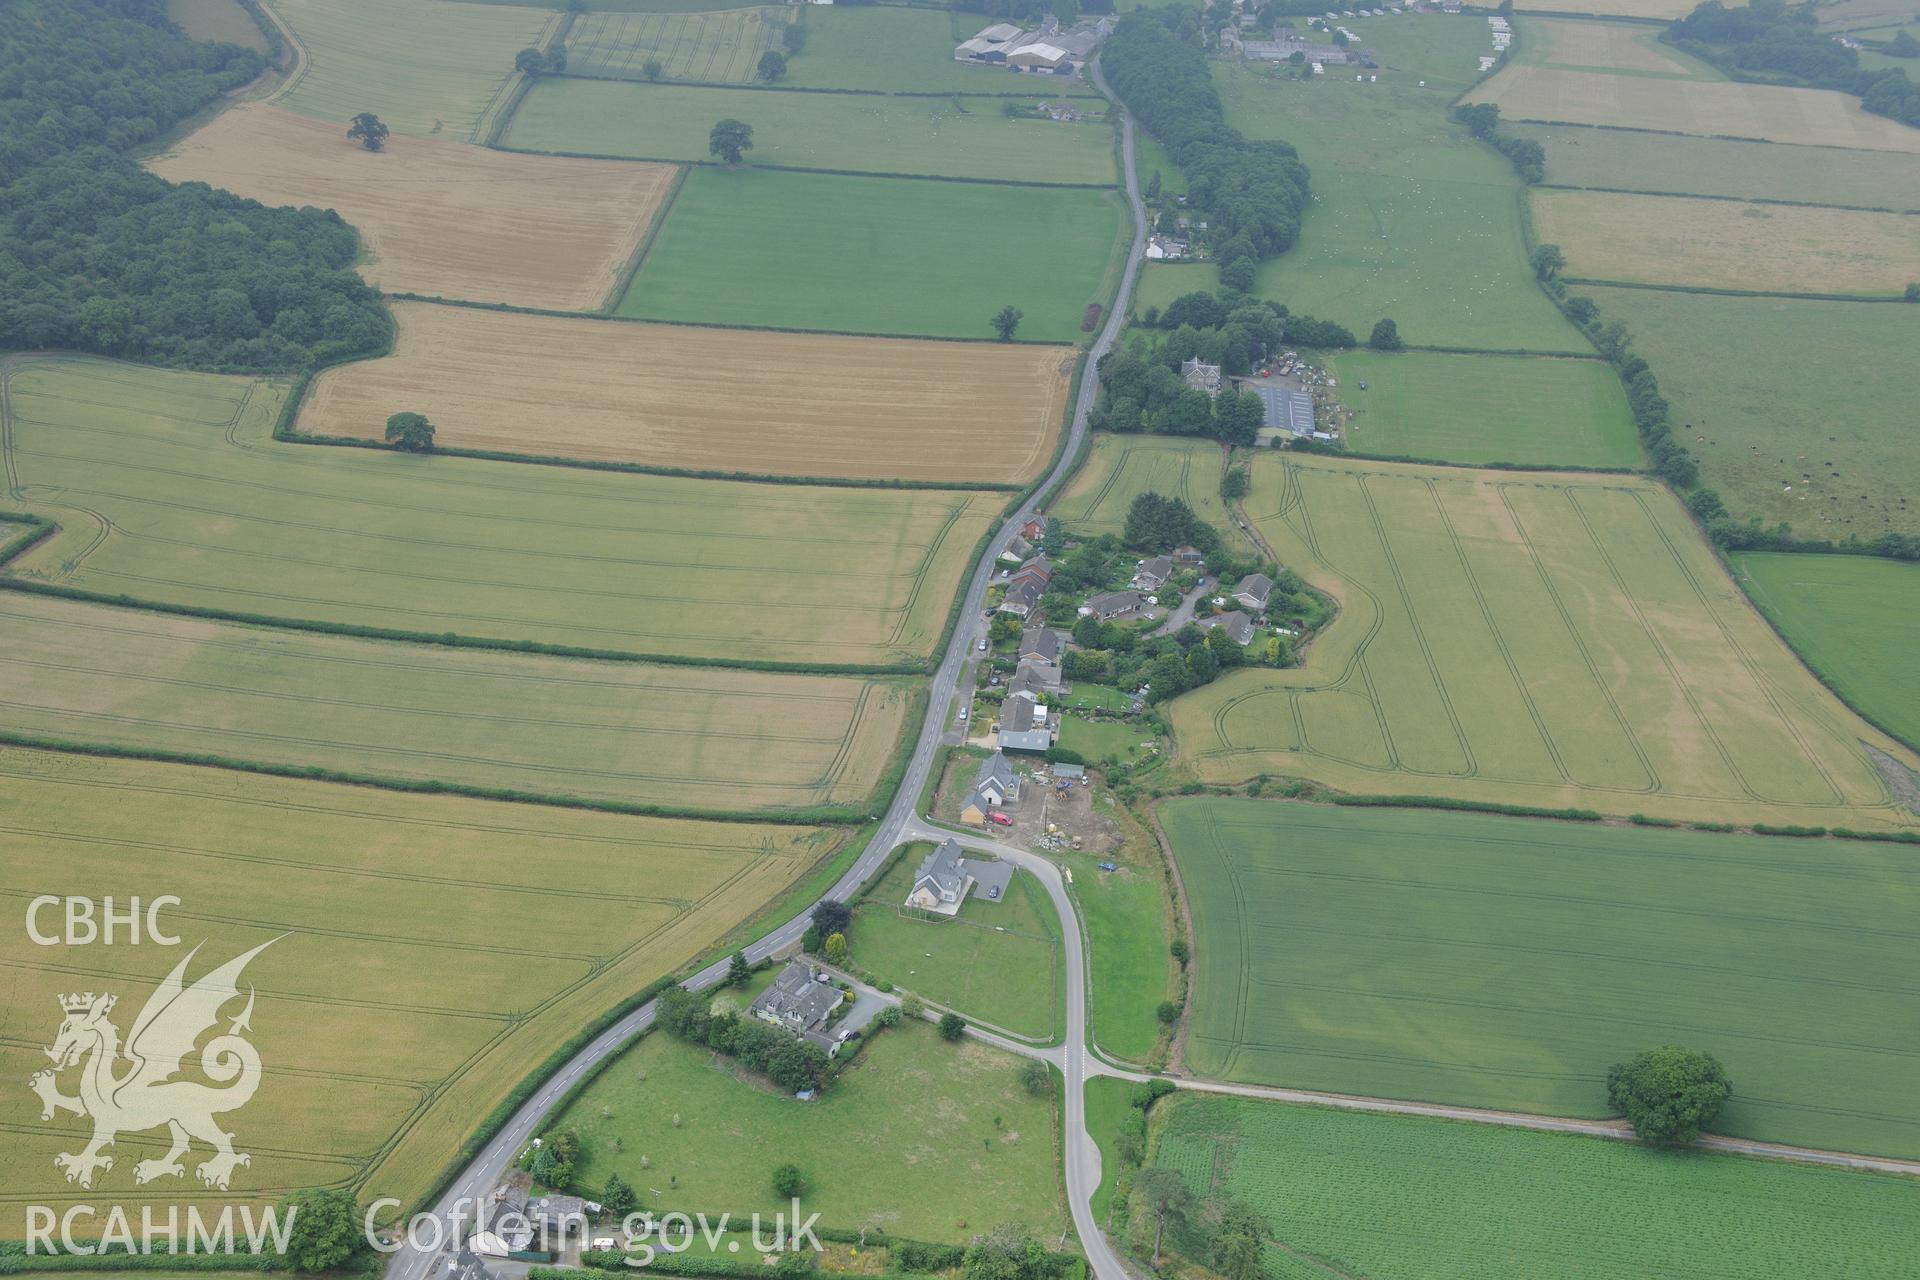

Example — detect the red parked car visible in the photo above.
[987,811,1014,826]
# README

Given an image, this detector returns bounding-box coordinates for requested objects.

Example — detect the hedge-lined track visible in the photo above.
[296,304,1068,487]
[1,357,998,667]
[0,592,912,814]
[0,747,835,1217]
[147,105,678,312]
[1169,454,1920,830]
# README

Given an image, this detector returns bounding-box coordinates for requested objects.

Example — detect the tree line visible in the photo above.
[0,0,392,372]
[1668,0,1920,127]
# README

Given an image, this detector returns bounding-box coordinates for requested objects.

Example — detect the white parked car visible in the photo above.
[958,707,969,721]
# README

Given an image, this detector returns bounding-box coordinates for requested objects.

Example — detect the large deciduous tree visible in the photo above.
[384,411,435,452]
[1607,1045,1732,1145]
[347,112,389,152]
[709,118,754,164]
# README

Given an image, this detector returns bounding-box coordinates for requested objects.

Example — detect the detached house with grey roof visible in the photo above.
[905,839,1015,915]
[1234,573,1275,611]
[750,960,848,1056]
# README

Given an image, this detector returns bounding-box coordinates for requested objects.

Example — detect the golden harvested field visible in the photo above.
[1524,17,1711,76]
[302,302,1072,484]
[1465,66,1920,152]
[1516,0,1699,18]
[0,747,835,1217]
[148,105,676,312]
[0,592,912,815]
[1534,190,1920,294]
[1168,454,1920,831]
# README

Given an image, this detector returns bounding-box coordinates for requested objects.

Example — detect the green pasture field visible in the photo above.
[0,746,832,1218]
[0,357,997,668]
[1066,849,1179,1065]
[1517,125,1920,210]
[1216,18,1588,353]
[620,167,1125,341]
[167,0,268,51]
[1736,552,1920,751]
[545,1021,1069,1239]
[564,6,791,83]
[1130,262,1215,316]
[0,592,912,815]
[269,0,556,140]
[1145,1095,1920,1280]
[1160,798,1920,1157]
[1167,453,1920,830]
[1327,350,1641,467]
[1816,0,1920,31]
[1049,434,1257,555]
[1056,713,1154,763]
[782,6,1098,96]
[1082,1077,1136,1224]
[1130,129,1187,196]
[504,79,1119,184]
[1576,286,1920,538]
[849,844,1061,1039]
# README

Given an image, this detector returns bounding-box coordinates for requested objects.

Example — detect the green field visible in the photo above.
[0,357,997,668]
[848,844,1061,1039]
[0,746,830,1217]
[1082,1077,1137,1225]
[1130,262,1214,316]
[1736,551,1920,751]
[1169,454,1920,829]
[564,6,791,83]
[0,592,912,815]
[1056,713,1154,763]
[1327,351,1641,467]
[269,0,555,140]
[620,167,1124,341]
[544,1021,1069,1239]
[1067,850,1179,1065]
[1049,434,1256,555]
[1144,1095,1920,1280]
[1216,18,1588,353]
[1160,799,1920,1156]
[505,79,1118,184]
[783,6,1099,96]
[1131,129,1187,196]
[1516,124,1920,210]
[1577,286,1920,538]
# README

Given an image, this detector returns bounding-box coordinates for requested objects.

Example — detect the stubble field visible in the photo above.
[148,105,677,312]
[301,302,1070,484]
[617,167,1125,342]
[1515,15,1717,77]
[1167,453,1920,829]
[1,357,998,667]
[0,592,911,816]
[266,0,557,140]
[565,6,791,83]
[504,79,1118,184]
[1533,189,1920,295]
[1145,1095,1920,1280]
[0,747,833,1218]
[1160,799,1920,1157]
[1465,65,1920,152]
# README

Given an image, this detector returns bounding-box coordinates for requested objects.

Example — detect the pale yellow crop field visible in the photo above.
[1517,0,1698,18]
[1525,17,1711,76]
[1169,454,1920,831]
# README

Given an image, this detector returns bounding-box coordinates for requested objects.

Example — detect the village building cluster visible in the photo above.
[954,15,1116,76]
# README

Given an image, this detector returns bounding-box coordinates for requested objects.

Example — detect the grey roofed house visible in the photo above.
[999,696,1053,752]
[1020,658,1063,690]
[1007,665,1050,702]
[1234,573,1275,611]
[529,1195,588,1234]
[1200,611,1257,646]
[1181,356,1223,397]
[1020,626,1062,665]
[751,959,845,1035]
[908,838,969,909]
[1000,534,1034,563]
[998,577,1044,618]
[1079,590,1146,621]
[1130,555,1174,590]
[975,750,1021,802]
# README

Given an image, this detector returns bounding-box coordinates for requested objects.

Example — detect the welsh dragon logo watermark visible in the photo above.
[28,940,274,1192]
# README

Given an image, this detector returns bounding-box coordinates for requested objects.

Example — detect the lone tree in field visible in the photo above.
[991,305,1024,341]
[756,50,788,82]
[384,411,435,452]
[602,1173,638,1219]
[1135,1168,1196,1267]
[770,1163,805,1198]
[1530,242,1566,281]
[347,112,389,152]
[1906,281,1920,302]
[1368,317,1403,350]
[938,1011,966,1041]
[1607,1045,1732,1145]
[642,57,664,81]
[709,118,754,165]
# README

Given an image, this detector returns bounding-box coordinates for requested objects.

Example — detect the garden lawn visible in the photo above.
[505,79,1118,184]
[1056,713,1154,764]
[621,167,1124,342]
[1576,286,1920,537]
[1145,1095,1920,1280]
[1159,799,1920,1158]
[546,1023,1069,1240]
[1216,18,1588,353]
[849,844,1061,1040]
[783,6,1100,96]
[1735,551,1920,751]
[1327,350,1642,468]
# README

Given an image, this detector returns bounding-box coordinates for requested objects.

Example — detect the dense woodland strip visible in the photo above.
[0,0,390,371]
[1668,0,1920,127]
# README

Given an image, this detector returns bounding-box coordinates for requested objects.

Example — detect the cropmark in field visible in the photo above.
[565,6,792,84]
[0,357,998,667]
[0,747,835,1218]
[148,105,677,312]
[1161,799,1920,1157]
[1168,453,1920,830]
[303,302,1071,484]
